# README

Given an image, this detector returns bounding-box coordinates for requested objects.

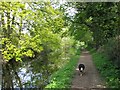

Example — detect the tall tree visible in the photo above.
[68,2,119,49]
[1,2,65,88]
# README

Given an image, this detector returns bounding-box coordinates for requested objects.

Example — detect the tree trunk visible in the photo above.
[7,11,11,38]
[2,63,14,89]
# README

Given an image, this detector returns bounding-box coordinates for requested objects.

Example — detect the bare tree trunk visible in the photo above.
[7,11,11,38]
[14,70,23,90]
[19,16,22,40]
[1,11,7,38]
[2,63,14,89]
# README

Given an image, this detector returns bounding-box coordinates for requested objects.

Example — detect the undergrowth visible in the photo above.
[45,51,80,88]
[92,51,120,88]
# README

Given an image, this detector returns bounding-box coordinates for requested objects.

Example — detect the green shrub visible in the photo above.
[104,36,120,67]
[92,52,120,88]
[45,54,80,88]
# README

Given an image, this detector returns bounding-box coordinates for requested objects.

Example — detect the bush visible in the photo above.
[45,54,80,88]
[92,52,120,88]
[104,36,120,67]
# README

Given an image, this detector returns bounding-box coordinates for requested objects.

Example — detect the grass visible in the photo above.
[91,50,120,88]
[45,51,80,88]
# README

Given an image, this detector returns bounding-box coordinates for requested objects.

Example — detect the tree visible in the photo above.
[68,2,119,49]
[1,2,65,88]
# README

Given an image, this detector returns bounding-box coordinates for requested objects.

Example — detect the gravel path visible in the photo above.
[71,50,106,89]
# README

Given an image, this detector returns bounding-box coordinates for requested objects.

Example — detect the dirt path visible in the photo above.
[71,50,106,89]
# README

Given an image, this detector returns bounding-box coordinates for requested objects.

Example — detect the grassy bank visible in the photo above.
[91,50,120,88]
[45,51,80,88]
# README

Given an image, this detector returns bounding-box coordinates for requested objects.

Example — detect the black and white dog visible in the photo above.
[78,63,85,76]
